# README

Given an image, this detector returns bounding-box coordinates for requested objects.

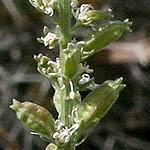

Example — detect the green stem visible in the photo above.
[59,0,71,49]
[58,0,72,126]
[61,92,71,126]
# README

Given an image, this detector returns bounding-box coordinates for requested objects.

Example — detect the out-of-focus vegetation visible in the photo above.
[1,0,150,150]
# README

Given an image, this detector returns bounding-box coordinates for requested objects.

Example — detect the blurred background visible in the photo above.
[1,0,150,149]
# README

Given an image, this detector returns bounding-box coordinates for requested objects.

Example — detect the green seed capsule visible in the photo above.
[10,99,55,142]
[76,77,126,129]
[82,20,132,60]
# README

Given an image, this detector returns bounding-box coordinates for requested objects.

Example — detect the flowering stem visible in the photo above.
[10,1,131,150]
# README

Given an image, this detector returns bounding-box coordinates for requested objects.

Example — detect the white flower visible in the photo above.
[77,4,93,24]
[29,0,55,16]
[53,121,79,144]
[41,32,58,48]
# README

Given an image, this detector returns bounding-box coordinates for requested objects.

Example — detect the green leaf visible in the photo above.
[60,48,81,80]
[76,77,126,130]
[10,99,55,142]
[82,20,132,60]
[64,51,79,79]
